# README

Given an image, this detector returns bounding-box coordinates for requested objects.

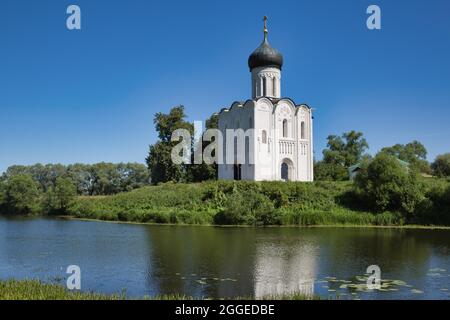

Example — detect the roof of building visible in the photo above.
[348,158,410,173]
[217,97,312,115]
[248,17,283,71]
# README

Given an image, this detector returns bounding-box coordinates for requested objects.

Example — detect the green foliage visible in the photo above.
[316,131,369,181]
[314,161,349,181]
[214,190,279,226]
[380,140,431,173]
[67,180,408,227]
[146,106,194,184]
[0,180,6,204]
[153,105,194,143]
[323,131,369,168]
[431,153,450,177]
[1,162,150,196]
[354,153,424,214]
[0,280,123,300]
[413,179,450,225]
[186,113,219,182]
[146,107,218,184]
[3,174,42,215]
[0,279,317,300]
[53,177,77,212]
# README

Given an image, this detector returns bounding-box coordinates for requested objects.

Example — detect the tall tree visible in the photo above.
[45,177,77,213]
[187,113,218,182]
[431,153,450,177]
[146,106,194,184]
[4,174,42,214]
[381,140,430,173]
[315,130,369,181]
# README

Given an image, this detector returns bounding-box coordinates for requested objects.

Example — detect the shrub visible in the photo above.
[354,153,424,214]
[431,153,450,178]
[214,189,279,226]
[414,182,450,225]
[3,174,42,215]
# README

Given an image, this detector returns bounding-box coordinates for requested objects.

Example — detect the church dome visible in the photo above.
[248,19,283,71]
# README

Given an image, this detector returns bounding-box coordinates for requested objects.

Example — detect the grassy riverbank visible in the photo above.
[0,280,317,300]
[67,181,407,227]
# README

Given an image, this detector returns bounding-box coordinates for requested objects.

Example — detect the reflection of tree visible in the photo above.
[318,228,430,275]
[144,226,259,298]
[143,225,446,299]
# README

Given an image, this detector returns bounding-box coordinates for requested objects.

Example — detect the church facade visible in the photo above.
[217,18,314,181]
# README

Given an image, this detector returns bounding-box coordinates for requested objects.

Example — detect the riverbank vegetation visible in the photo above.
[66,175,449,227]
[0,161,449,227]
[0,280,316,300]
[1,106,449,226]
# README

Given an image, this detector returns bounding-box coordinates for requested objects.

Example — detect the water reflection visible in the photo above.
[0,217,450,299]
[253,241,317,297]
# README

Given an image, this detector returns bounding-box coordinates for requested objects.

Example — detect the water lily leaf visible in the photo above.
[411,289,423,294]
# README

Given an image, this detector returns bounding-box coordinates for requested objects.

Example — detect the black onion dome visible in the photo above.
[248,33,283,71]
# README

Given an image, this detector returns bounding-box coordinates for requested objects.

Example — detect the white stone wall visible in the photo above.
[252,67,281,99]
[218,98,313,182]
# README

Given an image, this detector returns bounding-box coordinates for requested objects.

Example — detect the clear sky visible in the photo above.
[1,0,449,173]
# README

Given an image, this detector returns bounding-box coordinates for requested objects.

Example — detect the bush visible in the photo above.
[59,179,449,226]
[414,181,450,225]
[354,153,424,214]
[2,174,42,215]
[431,153,450,178]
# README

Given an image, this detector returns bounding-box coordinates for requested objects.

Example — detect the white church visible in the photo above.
[217,17,314,182]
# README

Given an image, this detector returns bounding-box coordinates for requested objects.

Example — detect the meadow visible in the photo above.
[67,180,406,227]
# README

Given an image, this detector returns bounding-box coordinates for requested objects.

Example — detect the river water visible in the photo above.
[1,216,450,299]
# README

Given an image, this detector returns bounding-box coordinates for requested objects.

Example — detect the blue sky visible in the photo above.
[1,0,449,173]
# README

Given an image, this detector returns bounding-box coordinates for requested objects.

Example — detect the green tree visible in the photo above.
[354,153,424,214]
[117,163,150,191]
[431,153,450,177]
[0,180,6,208]
[381,141,430,173]
[146,106,194,184]
[4,174,42,214]
[315,131,369,180]
[53,177,77,212]
[314,161,348,181]
[187,113,218,182]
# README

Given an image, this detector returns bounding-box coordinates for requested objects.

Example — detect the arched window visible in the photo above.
[262,77,267,96]
[273,77,277,96]
[301,121,305,139]
[282,119,288,138]
[233,164,242,181]
[262,130,267,144]
[281,162,289,181]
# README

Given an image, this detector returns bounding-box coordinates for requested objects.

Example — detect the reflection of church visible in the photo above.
[218,17,314,181]
[253,241,317,298]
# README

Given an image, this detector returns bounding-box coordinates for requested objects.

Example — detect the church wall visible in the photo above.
[254,99,274,181]
[218,100,314,182]
[296,105,313,181]
[274,100,297,181]
[218,102,256,181]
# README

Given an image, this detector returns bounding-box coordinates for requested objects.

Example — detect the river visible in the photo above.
[1,216,450,299]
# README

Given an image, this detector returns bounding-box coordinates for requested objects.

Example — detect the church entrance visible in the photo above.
[280,159,293,181]
[233,164,242,180]
[281,163,289,181]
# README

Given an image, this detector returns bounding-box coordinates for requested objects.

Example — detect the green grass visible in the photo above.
[0,279,123,300]
[0,280,318,300]
[66,180,409,227]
